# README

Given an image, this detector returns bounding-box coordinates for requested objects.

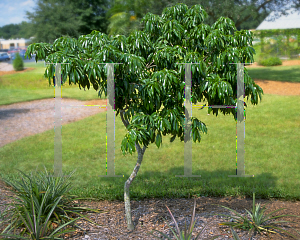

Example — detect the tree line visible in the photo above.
[0,0,299,45]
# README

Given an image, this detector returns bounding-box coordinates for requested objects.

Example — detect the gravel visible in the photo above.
[0,62,15,71]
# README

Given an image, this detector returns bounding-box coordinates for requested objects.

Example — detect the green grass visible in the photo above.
[0,61,299,202]
[0,61,106,106]
[248,43,300,82]
[247,65,300,82]
[252,43,262,63]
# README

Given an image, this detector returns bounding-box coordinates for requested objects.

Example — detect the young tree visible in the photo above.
[26,3,264,230]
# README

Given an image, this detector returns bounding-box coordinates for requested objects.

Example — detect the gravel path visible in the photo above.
[0,62,15,71]
[0,98,107,148]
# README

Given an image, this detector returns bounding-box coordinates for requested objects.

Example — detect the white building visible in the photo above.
[254,8,300,58]
[0,37,34,50]
[256,8,300,30]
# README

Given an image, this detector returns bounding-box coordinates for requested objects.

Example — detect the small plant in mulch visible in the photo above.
[0,166,107,240]
[147,190,300,240]
[12,53,24,71]
[147,197,228,240]
[211,191,300,239]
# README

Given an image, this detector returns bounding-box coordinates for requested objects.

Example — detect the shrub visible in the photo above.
[0,166,106,239]
[258,56,282,66]
[13,52,24,71]
[211,191,300,239]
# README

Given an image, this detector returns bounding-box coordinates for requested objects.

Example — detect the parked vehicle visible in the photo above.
[19,50,30,59]
[7,48,19,55]
[0,52,10,61]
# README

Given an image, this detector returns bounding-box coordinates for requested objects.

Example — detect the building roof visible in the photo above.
[256,8,300,30]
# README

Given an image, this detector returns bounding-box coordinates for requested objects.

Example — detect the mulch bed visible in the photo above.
[1,179,300,240]
[0,67,35,76]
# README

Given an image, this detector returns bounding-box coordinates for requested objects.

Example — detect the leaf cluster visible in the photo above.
[25,3,264,156]
[0,167,107,239]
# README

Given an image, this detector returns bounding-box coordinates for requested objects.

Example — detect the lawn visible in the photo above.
[246,65,300,83]
[0,61,299,202]
[0,61,106,106]
[247,43,300,83]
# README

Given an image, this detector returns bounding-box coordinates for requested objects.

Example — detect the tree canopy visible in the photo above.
[106,0,300,37]
[26,3,264,230]
[25,0,110,44]
[181,0,300,30]
[0,22,34,40]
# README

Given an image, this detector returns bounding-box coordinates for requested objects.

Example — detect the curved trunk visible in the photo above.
[124,142,146,230]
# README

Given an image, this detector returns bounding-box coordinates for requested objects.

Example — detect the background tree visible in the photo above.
[106,0,155,36]
[106,0,300,37]
[25,0,83,44]
[71,0,112,36]
[181,0,300,30]
[0,0,110,42]
[0,24,18,39]
[18,21,35,39]
[0,23,33,39]
[26,3,264,231]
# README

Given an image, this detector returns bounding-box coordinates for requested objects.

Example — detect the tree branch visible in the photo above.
[120,105,130,128]
[203,48,217,63]
[145,59,156,69]
[235,0,273,29]
[120,110,130,128]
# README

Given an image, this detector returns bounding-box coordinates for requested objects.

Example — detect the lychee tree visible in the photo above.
[26,3,264,230]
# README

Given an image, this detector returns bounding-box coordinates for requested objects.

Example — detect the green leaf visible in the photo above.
[170,135,176,143]
[159,119,164,131]
[155,132,162,148]
[128,142,133,153]
[163,119,171,130]
[193,129,196,142]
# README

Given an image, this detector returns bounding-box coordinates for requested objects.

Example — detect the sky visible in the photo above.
[0,0,37,27]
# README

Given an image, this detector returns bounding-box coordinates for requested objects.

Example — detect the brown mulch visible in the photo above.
[0,60,300,240]
[252,80,300,96]
[0,67,35,76]
[246,59,300,96]
[1,179,300,240]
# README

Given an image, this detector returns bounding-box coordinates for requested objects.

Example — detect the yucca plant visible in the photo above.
[147,197,227,240]
[0,188,79,239]
[228,226,255,240]
[210,191,300,239]
[0,166,108,239]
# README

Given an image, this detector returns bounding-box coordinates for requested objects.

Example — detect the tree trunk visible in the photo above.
[124,142,147,230]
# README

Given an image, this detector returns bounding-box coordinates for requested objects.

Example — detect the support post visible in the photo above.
[175,62,254,178]
[54,63,62,177]
[99,63,124,177]
[229,63,254,177]
[176,63,200,177]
